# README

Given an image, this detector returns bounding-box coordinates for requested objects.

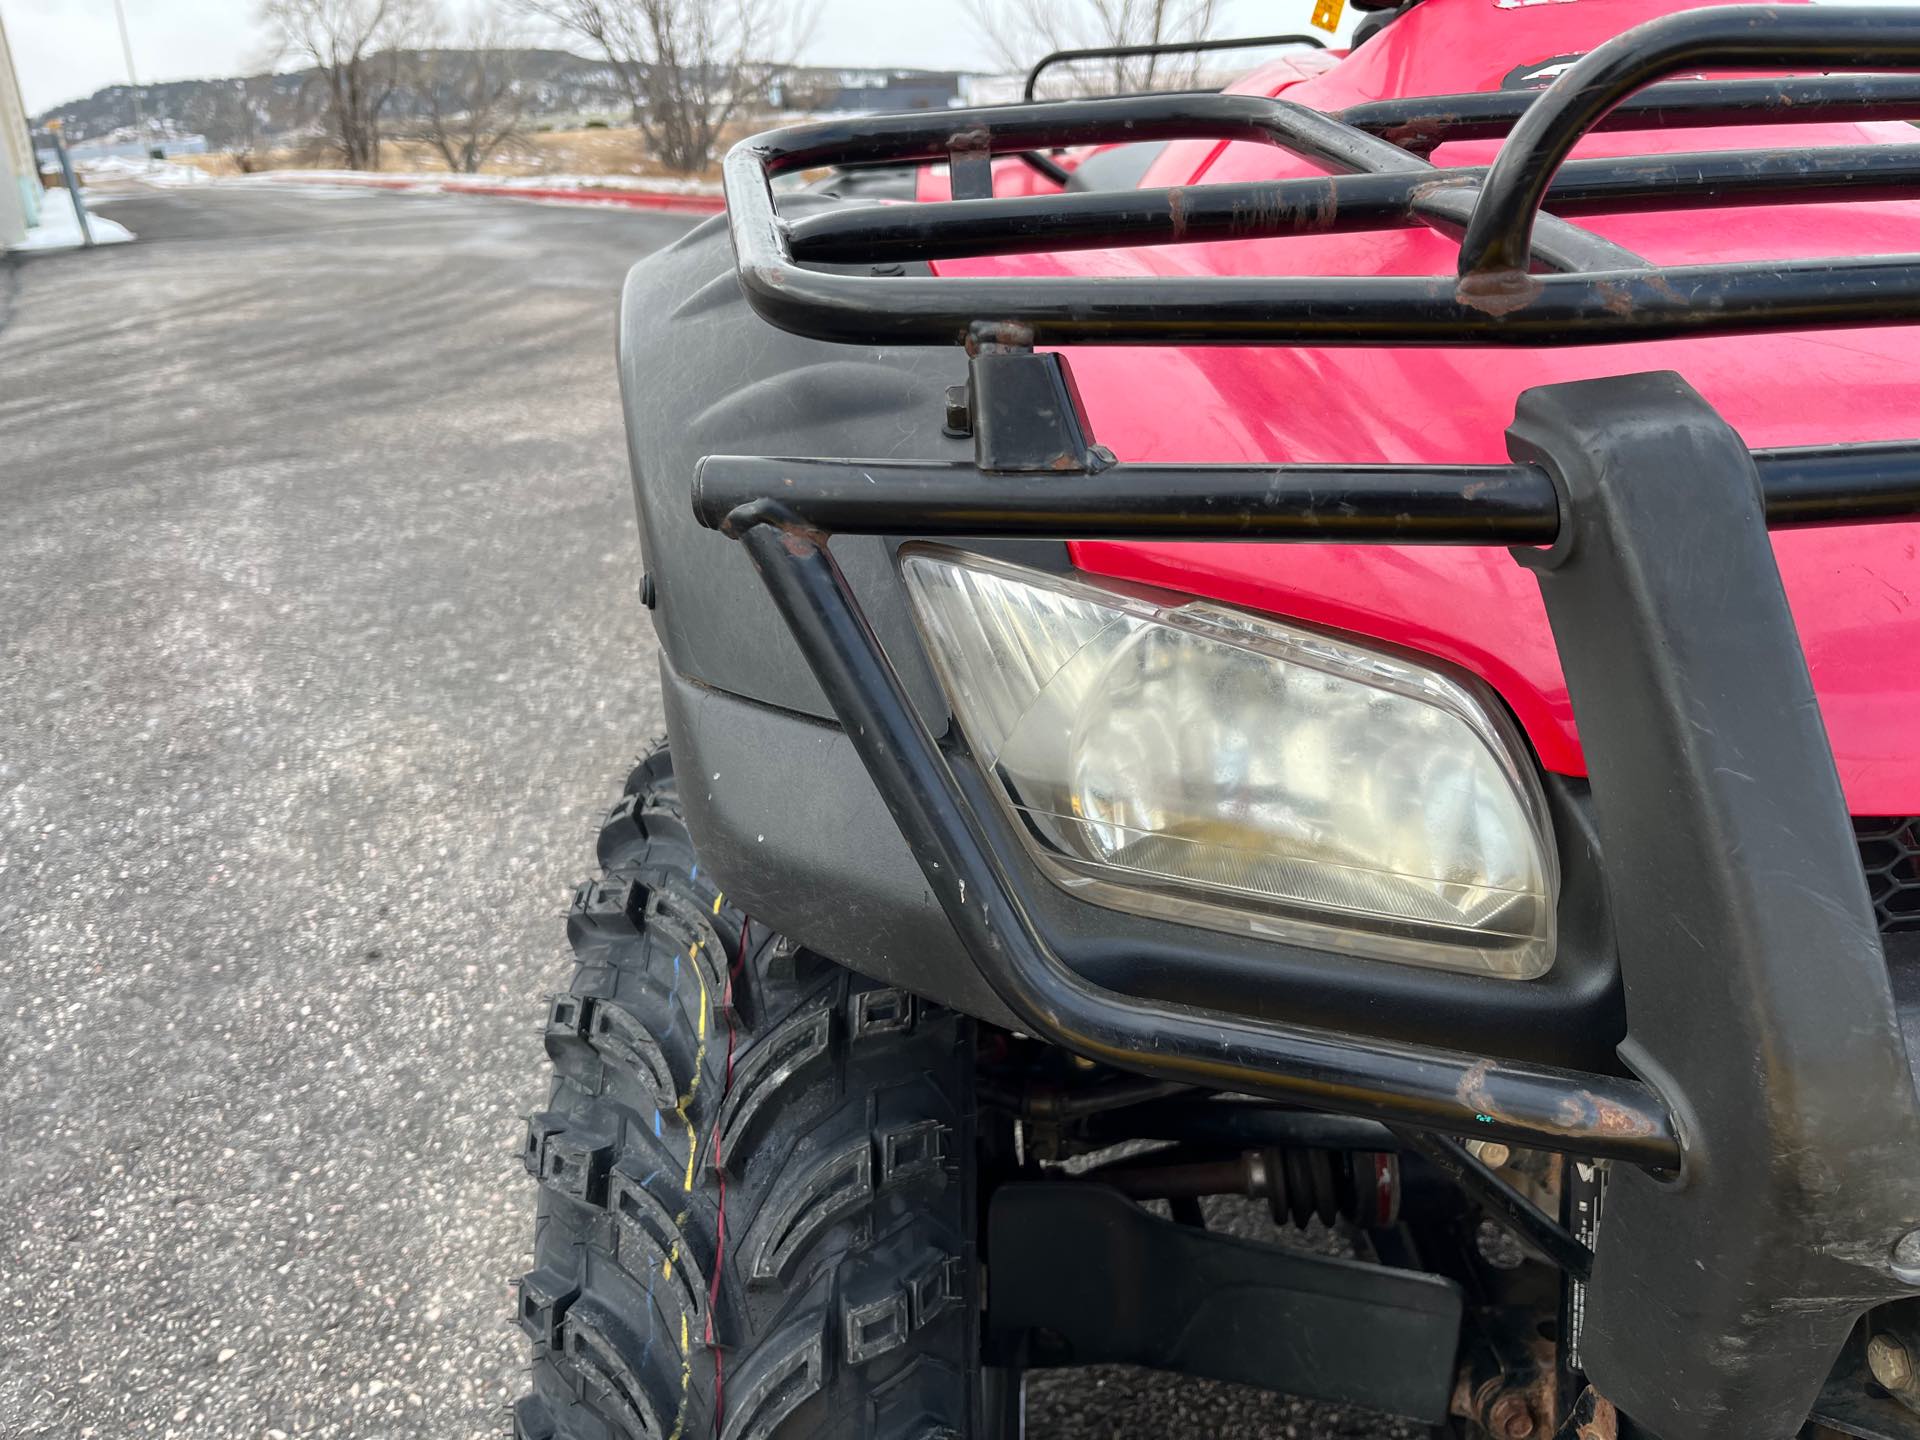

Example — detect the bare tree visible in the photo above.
[409,3,531,172]
[259,0,426,169]
[183,75,278,171]
[969,0,1221,98]
[519,0,807,174]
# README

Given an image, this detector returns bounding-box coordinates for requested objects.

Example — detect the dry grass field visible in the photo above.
[177,125,732,183]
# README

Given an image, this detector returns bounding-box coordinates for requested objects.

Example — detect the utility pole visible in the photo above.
[111,0,150,159]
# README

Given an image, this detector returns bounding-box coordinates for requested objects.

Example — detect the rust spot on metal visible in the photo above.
[1457,1058,1498,1115]
[1227,180,1341,239]
[1489,1392,1536,1439]
[1383,115,1453,152]
[1457,1062,1661,1144]
[966,320,1036,355]
[775,522,831,555]
[1556,1089,1661,1139]
[1167,186,1189,240]
[1644,270,1687,306]
[1522,1337,1561,1439]
[1456,1371,1539,1440]
[947,126,992,156]
[1456,268,1543,317]
[1576,1393,1619,1440]
[1594,278,1634,317]
[1311,180,1338,231]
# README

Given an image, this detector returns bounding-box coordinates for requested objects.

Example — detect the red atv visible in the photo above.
[514,4,1920,1437]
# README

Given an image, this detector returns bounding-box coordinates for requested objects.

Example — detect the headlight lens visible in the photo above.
[901,548,1557,978]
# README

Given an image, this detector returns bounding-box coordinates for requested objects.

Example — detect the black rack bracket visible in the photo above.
[1509,373,1920,1437]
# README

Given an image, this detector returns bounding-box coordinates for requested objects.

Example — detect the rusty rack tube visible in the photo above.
[1458,6,1920,276]
[786,144,1920,266]
[1337,71,1920,150]
[693,443,1920,540]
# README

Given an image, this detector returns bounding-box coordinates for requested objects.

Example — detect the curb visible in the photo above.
[258,171,726,214]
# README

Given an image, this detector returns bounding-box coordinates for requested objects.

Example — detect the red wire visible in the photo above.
[706,914,748,1432]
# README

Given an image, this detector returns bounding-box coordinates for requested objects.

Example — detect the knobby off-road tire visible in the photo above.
[514,745,986,1440]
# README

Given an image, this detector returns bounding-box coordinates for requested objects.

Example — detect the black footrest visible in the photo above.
[986,1182,1463,1424]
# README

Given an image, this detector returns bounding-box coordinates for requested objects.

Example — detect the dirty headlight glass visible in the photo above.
[900,548,1557,978]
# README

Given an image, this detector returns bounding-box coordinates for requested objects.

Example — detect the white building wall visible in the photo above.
[0,8,36,245]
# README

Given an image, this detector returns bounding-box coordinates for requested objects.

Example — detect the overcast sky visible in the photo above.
[4,0,1330,115]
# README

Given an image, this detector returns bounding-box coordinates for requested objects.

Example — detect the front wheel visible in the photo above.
[514,745,1004,1440]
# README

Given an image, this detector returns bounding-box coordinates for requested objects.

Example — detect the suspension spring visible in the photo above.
[1093,1145,1402,1229]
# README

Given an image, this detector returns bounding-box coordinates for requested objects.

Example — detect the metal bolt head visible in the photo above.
[1894,1229,1920,1282]
[1488,1393,1536,1439]
[1466,1138,1513,1170]
[1869,1333,1915,1393]
[943,384,972,437]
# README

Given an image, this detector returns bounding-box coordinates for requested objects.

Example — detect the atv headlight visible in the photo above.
[901,548,1556,978]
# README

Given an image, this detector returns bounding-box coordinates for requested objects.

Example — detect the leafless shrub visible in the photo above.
[408,3,532,172]
[184,76,278,170]
[259,0,427,169]
[969,0,1222,98]
[519,0,813,174]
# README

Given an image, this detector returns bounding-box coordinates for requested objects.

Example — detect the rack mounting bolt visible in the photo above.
[943,384,972,438]
[1869,1333,1915,1393]
[1466,1138,1512,1169]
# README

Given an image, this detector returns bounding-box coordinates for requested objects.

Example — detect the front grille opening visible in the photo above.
[1856,817,1920,934]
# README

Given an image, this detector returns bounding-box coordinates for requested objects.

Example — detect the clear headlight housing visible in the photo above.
[901,548,1557,978]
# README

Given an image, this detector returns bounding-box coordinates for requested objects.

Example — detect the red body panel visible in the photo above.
[931,0,1920,813]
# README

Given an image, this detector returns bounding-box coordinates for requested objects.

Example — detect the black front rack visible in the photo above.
[694,4,1920,1166]
[726,4,1920,346]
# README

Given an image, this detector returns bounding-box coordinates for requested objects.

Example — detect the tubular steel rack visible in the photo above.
[725,6,1920,341]
[1022,31,1328,102]
[695,5,1920,1177]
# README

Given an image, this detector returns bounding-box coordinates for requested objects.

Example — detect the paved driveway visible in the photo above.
[0,186,1406,1440]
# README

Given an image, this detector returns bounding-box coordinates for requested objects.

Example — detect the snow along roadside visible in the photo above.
[236,169,727,214]
[8,187,135,253]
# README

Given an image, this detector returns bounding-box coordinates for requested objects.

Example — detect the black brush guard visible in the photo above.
[691,9,1920,1436]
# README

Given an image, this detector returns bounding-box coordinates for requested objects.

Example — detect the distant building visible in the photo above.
[36,128,208,168]
[773,68,968,115]
[0,9,38,246]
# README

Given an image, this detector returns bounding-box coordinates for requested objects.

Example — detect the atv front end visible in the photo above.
[520,7,1920,1439]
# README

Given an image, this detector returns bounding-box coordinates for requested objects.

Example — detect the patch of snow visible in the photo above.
[77,156,211,187]
[8,187,135,253]
[237,168,723,197]
[469,172,723,196]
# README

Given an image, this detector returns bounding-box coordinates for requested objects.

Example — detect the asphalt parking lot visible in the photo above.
[0,185,1411,1439]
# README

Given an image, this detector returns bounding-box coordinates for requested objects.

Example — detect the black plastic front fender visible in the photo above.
[617,201,961,723]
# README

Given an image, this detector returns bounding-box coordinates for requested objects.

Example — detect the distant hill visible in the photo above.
[36,50,645,151]
[32,52,971,153]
